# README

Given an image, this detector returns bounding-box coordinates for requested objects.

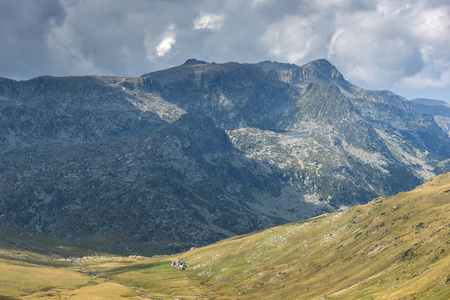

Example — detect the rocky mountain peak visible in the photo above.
[254,59,354,93]
[183,58,209,66]
[1,58,450,256]
[301,59,345,83]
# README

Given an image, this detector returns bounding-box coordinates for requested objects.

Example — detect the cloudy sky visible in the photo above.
[1,0,449,102]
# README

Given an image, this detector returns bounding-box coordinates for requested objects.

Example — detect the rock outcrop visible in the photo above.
[1,59,449,255]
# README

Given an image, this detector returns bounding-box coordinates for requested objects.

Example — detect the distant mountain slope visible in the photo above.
[97,172,450,299]
[410,98,450,107]
[1,58,450,255]
[147,59,299,130]
[0,75,167,145]
[2,173,447,299]
[0,76,328,255]
[408,98,450,138]
[145,59,450,206]
[408,98,450,119]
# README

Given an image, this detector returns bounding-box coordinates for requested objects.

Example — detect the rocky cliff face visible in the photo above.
[147,59,299,129]
[408,98,450,138]
[0,75,328,255]
[146,59,450,207]
[0,76,165,145]
[1,59,449,255]
[1,114,314,254]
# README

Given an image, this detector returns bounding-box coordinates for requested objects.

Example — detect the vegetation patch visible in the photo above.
[0,173,449,299]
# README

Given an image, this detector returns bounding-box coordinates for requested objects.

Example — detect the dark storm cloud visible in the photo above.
[0,0,65,79]
[0,0,449,101]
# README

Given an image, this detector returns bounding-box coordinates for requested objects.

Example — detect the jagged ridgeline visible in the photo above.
[147,59,450,206]
[1,59,449,255]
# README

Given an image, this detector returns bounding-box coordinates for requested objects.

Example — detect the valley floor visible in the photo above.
[1,173,450,299]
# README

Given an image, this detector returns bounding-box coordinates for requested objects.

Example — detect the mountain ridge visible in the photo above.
[144,58,450,206]
[1,58,450,255]
[410,98,450,107]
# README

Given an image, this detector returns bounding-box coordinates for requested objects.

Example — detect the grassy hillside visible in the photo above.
[1,173,449,299]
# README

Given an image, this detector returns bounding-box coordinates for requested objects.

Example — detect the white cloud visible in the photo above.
[156,35,176,57]
[327,28,345,57]
[400,59,450,88]
[261,15,326,63]
[323,2,450,90]
[257,0,450,95]
[1,0,450,101]
[145,25,176,60]
[194,13,225,30]
[328,21,411,85]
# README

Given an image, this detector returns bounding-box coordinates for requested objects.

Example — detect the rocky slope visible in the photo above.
[147,59,450,207]
[147,59,299,130]
[124,172,449,299]
[1,58,449,255]
[2,173,448,299]
[408,98,450,137]
[0,75,329,255]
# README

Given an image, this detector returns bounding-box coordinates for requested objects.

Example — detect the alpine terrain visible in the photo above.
[0,58,449,255]
[1,172,449,299]
[408,98,450,138]
[147,59,450,207]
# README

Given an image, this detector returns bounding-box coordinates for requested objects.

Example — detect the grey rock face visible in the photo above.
[146,59,450,207]
[0,114,309,254]
[147,60,299,130]
[1,58,449,255]
[407,98,450,137]
[0,75,328,255]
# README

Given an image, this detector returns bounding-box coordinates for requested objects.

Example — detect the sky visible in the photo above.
[1,0,449,102]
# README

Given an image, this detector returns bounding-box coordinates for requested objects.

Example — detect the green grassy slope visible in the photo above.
[1,173,449,299]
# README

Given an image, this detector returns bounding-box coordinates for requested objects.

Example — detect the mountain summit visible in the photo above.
[300,58,351,87]
[182,58,209,65]
[146,58,450,206]
[0,59,449,255]
[255,58,353,92]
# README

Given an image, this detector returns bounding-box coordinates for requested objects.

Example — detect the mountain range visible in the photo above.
[0,58,449,255]
[408,98,450,138]
[147,59,450,206]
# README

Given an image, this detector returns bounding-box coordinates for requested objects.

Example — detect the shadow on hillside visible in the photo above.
[104,261,168,275]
